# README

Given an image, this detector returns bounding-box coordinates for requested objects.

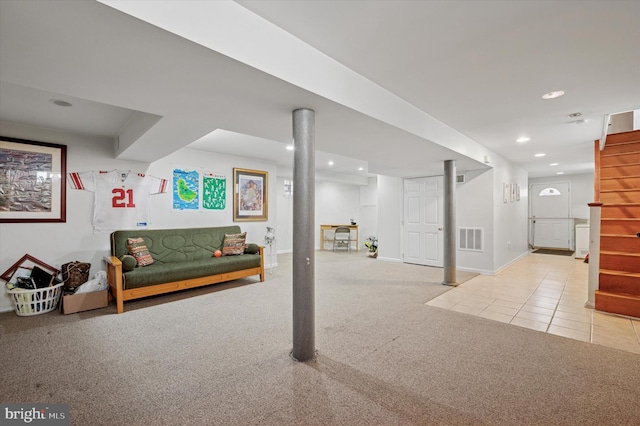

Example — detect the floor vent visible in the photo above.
[459,227,483,251]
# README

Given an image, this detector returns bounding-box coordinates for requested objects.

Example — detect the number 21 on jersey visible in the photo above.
[112,188,136,208]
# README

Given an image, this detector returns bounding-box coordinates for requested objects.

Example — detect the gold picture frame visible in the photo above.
[233,168,268,221]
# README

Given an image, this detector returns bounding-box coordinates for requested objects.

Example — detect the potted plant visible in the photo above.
[364,236,378,258]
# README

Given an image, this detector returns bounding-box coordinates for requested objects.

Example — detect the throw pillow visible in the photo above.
[244,243,260,254]
[222,232,246,256]
[119,254,137,272]
[127,237,154,267]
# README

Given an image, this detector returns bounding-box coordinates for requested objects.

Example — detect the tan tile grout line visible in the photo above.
[503,270,564,332]
[545,275,568,334]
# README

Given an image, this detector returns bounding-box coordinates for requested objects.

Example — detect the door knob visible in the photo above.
[438,227,443,231]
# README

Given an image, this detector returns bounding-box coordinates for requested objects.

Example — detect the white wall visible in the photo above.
[376,175,403,261]
[456,169,495,273]
[275,176,294,255]
[146,147,277,243]
[359,177,378,250]
[492,156,529,272]
[314,181,360,250]
[375,159,528,275]
[274,175,377,254]
[274,177,362,253]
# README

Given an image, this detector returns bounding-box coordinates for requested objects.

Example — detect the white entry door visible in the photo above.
[403,176,443,267]
[530,182,572,249]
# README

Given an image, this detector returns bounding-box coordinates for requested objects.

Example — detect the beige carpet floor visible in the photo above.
[1,251,639,425]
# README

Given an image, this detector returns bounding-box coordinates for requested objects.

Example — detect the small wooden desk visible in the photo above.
[320,224,358,251]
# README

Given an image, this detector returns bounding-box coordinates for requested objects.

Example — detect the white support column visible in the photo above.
[586,202,602,308]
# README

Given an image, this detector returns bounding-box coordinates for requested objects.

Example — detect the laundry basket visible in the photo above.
[6,282,64,316]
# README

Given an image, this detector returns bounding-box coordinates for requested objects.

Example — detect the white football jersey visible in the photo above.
[68,170,168,233]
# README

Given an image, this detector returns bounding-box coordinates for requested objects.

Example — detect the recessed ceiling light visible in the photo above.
[286,145,294,151]
[542,90,565,100]
[556,171,565,175]
[328,161,334,166]
[549,163,559,166]
[516,137,530,143]
[568,112,582,118]
[358,167,364,171]
[49,99,72,107]
[534,153,546,157]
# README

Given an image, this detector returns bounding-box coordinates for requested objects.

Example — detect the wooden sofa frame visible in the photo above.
[104,246,264,314]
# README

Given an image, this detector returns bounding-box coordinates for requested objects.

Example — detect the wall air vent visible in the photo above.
[459,227,483,252]
[456,174,466,183]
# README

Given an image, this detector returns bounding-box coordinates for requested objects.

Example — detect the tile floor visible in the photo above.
[426,252,640,354]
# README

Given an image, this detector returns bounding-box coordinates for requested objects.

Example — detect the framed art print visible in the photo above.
[233,168,268,221]
[0,136,67,223]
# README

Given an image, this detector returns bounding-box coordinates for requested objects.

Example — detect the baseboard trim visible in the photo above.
[377,256,402,263]
[456,251,530,276]
[493,250,531,275]
[456,266,495,276]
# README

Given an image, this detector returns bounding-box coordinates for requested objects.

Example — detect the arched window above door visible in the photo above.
[538,187,561,196]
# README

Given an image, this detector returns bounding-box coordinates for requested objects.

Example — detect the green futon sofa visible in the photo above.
[105,226,264,313]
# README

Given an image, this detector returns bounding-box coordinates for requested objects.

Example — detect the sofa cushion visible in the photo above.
[127,237,154,267]
[111,226,244,263]
[222,232,246,256]
[122,254,262,289]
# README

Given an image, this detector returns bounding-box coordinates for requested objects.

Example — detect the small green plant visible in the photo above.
[364,236,378,258]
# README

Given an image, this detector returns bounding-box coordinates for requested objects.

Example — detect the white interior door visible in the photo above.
[530,182,572,249]
[403,176,443,267]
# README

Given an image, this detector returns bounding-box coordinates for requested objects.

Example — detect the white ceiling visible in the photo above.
[1,0,638,181]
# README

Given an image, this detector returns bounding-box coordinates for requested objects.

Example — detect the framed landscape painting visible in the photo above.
[233,168,268,221]
[0,136,67,223]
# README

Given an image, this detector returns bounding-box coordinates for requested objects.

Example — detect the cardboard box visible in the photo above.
[60,289,109,314]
